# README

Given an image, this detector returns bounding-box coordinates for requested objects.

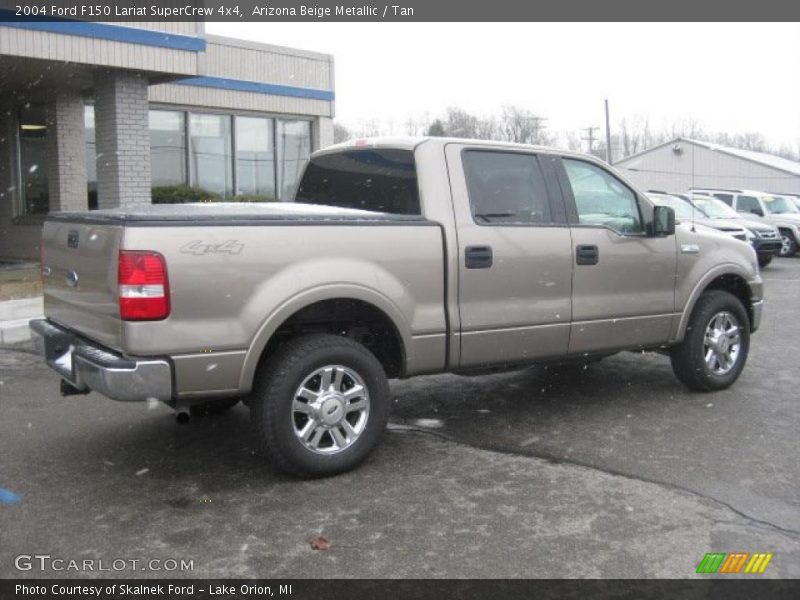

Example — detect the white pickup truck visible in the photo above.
[31,138,763,476]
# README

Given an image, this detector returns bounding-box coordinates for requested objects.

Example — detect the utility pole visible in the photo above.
[531,116,548,144]
[582,126,599,154]
[604,99,613,164]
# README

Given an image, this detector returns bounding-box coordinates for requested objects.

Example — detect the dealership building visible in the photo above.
[0,20,335,261]
[614,137,800,196]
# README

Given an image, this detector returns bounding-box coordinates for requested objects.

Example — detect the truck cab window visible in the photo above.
[462,150,552,224]
[563,159,642,234]
[294,149,420,215]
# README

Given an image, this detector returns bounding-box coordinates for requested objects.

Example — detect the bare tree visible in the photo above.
[562,130,583,152]
[443,107,481,139]
[500,105,549,145]
[427,119,446,137]
[404,114,431,136]
[333,122,352,144]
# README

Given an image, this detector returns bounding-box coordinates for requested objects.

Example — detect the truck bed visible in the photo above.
[40,202,447,395]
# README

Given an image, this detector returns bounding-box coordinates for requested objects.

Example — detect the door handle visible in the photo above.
[576,244,599,265]
[465,245,493,269]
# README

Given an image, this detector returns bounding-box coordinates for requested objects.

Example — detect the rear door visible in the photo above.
[557,157,677,354]
[445,145,573,368]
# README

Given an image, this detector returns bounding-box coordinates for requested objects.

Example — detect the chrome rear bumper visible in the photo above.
[29,319,172,402]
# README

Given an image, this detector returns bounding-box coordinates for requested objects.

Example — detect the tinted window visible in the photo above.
[150,110,187,190]
[462,151,551,224]
[235,116,275,200]
[277,120,312,201]
[712,193,734,206]
[189,113,232,196]
[564,159,642,233]
[736,195,761,214]
[295,149,420,215]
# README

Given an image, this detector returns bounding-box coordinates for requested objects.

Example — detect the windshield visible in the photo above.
[691,197,739,219]
[763,196,800,214]
[647,194,702,220]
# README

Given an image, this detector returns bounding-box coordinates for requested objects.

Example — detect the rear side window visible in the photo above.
[294,149,420,215]
[462,150,552,224]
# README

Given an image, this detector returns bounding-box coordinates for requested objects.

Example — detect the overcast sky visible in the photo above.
[207,22,800,150]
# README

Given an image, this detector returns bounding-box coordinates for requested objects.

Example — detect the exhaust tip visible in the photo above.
[175,410,190,425]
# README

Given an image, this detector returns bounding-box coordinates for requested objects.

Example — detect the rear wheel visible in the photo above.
[778,230,798,257]
[251,333,389,477]
[670,290,749,392]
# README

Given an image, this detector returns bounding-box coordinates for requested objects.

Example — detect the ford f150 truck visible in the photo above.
[30,138,764,477]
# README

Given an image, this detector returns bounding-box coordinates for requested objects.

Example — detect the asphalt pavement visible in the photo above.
[1,259,799,578]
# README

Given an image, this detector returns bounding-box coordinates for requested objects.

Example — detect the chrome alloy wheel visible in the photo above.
[703,311,742,376]
[780,233,793,256]
[292,365,370,454]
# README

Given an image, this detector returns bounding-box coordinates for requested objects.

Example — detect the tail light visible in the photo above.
[118,251,170,321]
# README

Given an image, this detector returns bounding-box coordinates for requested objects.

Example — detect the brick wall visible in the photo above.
[46,91,88,212]
[94,72,151,208]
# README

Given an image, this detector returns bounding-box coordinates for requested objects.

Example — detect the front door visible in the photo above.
[445,145,574,368]
[557,157,678,354]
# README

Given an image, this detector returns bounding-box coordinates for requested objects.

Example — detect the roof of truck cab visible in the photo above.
[316,136,598,162]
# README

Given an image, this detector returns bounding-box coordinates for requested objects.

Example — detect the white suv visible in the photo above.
[690,188,800,257]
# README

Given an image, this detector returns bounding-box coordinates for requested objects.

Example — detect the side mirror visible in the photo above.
[750,208,764,217]
[653,205,675,236]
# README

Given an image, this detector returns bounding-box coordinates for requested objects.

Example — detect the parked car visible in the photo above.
[690,188,800,257]
[676,194,782,267]
[31,138,763,477]
[647,190,749,241]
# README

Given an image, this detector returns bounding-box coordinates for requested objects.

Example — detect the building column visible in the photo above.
[94,71,151,209]
[313,117,334,150]
[46,90,88,212]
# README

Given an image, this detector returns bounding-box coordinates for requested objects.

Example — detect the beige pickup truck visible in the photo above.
[31,138,763,477]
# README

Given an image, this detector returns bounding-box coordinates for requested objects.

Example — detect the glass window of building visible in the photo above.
[149,110,187,189]
[235,116,275,200]
[85,105,97,209]
[18,105,49,215]
[189,113,232,196]
[277,120,312,200]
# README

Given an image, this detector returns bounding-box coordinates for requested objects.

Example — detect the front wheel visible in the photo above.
[251,333,390,477]
[778,230,798,257]
[757,255,773,268]
[670,290,750,392]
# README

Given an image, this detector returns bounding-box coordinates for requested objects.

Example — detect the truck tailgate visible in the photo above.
[41,220,123,350]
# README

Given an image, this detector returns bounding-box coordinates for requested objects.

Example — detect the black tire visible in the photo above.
[757,255,773,268]
[251,333,390,478]
[778,230,798,257]
[670,290,750,392]
[189,397,240,417]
